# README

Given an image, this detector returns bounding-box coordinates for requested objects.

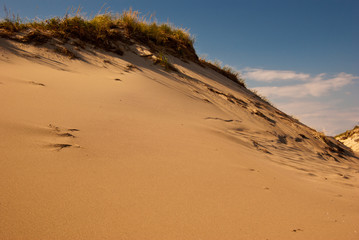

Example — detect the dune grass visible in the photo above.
[0,9,195,55]
[199,57,245,87]
[335,126,359,139]
[0,8,245,85]
[154,53,178,72]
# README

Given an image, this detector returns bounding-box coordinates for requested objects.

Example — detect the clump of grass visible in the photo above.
[0,5,24,32]
[154,53,178,72]
[119,9,194,47]
[199,57,245,87]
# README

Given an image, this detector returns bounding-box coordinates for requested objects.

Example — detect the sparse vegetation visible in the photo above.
[335,126,359,139]
[54,45,77,59]
[249,88,272,105]
[154,53,178,72]
[0,7,245,85]
[199,57,245,87]
[0,8,195,57]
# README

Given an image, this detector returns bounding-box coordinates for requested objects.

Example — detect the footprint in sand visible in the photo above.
[57,132,75,138]
[68,128,79,132]
[252,140,272,154]
[51,143,72,150]
[29,81,45,86]
[47,124,80,151]
[205,117,239,123]
[124,63,141,72]
[49,143,81,151]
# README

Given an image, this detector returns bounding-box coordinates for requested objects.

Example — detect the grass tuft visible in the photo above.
[154,53,178,72]
[249,88,272,105]
[199,57,245,87]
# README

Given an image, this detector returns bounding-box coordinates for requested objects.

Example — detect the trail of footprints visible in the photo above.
[48,124,80,151]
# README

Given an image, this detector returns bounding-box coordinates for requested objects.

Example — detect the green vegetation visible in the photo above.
[0,8,245,85]
[154,53,178,72]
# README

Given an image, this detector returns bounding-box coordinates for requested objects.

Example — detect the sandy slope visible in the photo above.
[1,38,359,240]
[336,126,359,153]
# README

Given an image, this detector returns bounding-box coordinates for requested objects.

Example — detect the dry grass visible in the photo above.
[54,45,77,59]
[0,9,195,58]
[0,8,246,86]
[154,53,178,72]
[199,57,245,87]
[249,88,272,104]
[335,126,359,139]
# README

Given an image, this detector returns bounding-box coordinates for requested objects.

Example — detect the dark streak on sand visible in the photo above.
[205,117,234,122]
[52,143,72,150]
[68,128,80,132]
[29,81,46,86]
[57,133,75,138]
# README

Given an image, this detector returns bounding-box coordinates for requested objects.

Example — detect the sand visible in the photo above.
[336,127,359,153]
[1,38,359,240]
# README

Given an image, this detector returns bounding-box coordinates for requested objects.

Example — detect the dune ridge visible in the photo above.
[336,126,359,153]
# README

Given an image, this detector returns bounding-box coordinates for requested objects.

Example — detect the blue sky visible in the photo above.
[1,0,358,135]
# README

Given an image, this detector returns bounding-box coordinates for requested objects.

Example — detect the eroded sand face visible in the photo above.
[1,39,359,240]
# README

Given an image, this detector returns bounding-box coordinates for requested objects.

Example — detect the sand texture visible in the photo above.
[1,38,359,240]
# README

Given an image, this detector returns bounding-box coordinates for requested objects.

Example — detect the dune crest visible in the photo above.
[336,126,359,153]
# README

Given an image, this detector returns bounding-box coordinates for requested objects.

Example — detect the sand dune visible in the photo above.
[1,38,359,240]
[336,126,359,153]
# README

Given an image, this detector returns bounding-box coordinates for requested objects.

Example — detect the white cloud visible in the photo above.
[252,72,357,98]
[245,68,359,135]
[243,68,310,82]
[276,101,359,135]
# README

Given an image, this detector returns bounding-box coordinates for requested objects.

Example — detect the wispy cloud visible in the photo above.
[277,101,359,135]
[244,68,359,135]
[252,72,357,98]
[243,68,310,82]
